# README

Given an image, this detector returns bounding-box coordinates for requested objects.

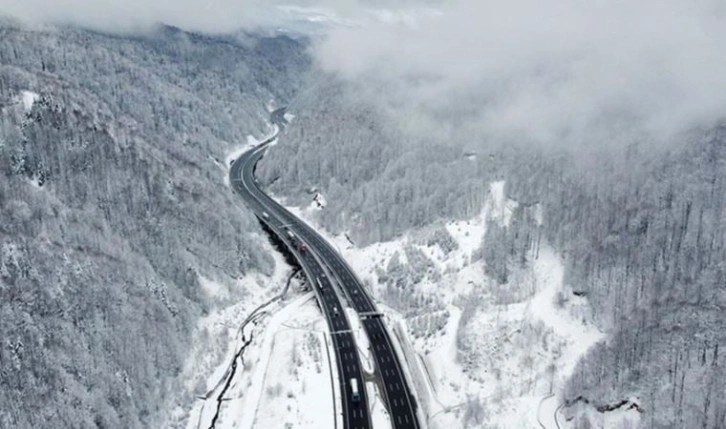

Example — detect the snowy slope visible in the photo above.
[20,90,39,113]
[282,181,607,428]
[163,248,296,428]
[179,286,336,429]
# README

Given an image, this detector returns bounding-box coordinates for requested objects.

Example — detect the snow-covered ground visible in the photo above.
[162,248,293,428]
[565,399,642,429]
[173,282,337,429]
[282,181,611,428]
[242,293,335,429]
[19,90,39,113]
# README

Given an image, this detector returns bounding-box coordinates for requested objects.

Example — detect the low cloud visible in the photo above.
[4,0,725,150]
[0,0,373,33]
[315,0,726,149]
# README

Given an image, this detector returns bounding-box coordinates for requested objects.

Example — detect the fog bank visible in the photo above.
[315,0,726,149]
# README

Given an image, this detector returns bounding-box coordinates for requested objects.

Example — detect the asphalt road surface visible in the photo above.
[231,142,371,429]
[231,138,419,429]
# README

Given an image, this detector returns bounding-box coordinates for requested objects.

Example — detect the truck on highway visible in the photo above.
[350,378,360,402]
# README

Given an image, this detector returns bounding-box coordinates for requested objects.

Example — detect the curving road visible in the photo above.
[230,134,419,429]
[232,140,371,429]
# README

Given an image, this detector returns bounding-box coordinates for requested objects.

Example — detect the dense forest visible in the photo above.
[259,82,495,243]
[0,22,310,428]
[260,81,725,428]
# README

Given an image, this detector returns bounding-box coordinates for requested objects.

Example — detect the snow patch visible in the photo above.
[20,91,39,113]
[198,276,229,299]
[26,175,45,189]
[368,380,393,429]
[562,398,643,429]
[445,216,486,264]
[442,180,519,265]
[488,180,518,227]
[346,306,392,428]
[537,394,561,429]
[528,249,605,382]
[265,99,276,113]
[346,308,373,374]
[534,203,544,227]
[598,403,642,429]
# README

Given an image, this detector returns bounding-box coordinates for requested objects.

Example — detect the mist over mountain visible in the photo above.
[2,2,725,429]
[0,0,438,34]
[315,0,726,153]
[258,9,726,424]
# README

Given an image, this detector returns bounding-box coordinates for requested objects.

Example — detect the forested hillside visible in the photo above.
[0,22,310,428]
[259,81,725,428]
[260,82,496,243]
[541,132,726,428]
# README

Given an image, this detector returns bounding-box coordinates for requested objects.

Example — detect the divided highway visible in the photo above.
[231,137,420,429]
[231,141,371,429]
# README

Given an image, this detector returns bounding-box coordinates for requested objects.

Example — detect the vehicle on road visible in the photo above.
[350,378,360,402]
[285,230,308,253]
[333,306,339,317]
[261,211,270,219]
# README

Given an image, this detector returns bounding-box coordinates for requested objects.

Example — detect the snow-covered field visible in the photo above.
[283,181,617,428]
[240,293,334,429]
[161,247,292,428]
[172,277,337,429]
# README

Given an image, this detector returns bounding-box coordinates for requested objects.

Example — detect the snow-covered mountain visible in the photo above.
[259,75,726,428]
[0,23,310,429]
[2,10,725,429]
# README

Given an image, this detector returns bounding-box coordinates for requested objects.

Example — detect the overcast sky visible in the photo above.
[3,0,725,149]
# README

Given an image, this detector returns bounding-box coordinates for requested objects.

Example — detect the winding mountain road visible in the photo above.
[230,126,419,429]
